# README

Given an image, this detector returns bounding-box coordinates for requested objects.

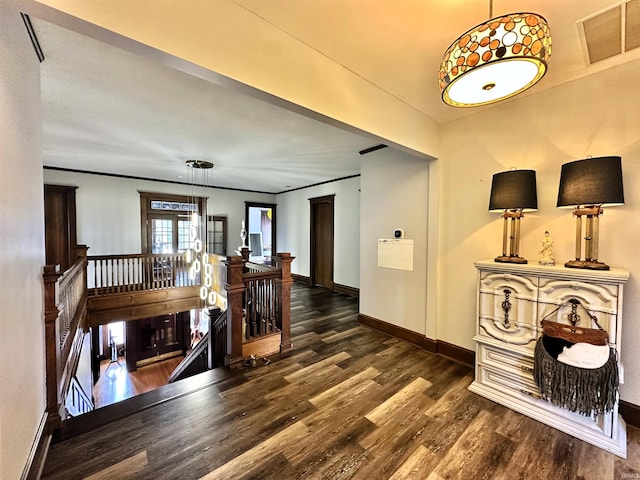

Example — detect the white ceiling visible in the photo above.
[32,0,640,193]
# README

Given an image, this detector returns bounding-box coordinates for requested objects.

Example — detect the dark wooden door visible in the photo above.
[44,184,77,271]
[310,195,334,289]
[126,314,187,370]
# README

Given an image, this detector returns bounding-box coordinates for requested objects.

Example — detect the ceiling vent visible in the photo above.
[579,0,640,64]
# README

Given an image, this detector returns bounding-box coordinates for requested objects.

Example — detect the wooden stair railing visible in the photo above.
[168,308,228,383]
[167,331,210,384]
[43,245,90,431]
[87,253,196,295]
[224,253,294,367]
[211,308,229,368]
[64,376,94,417]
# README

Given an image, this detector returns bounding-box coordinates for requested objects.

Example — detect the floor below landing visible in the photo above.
[93,355,183,409]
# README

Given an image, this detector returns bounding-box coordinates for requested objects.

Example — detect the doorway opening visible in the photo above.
[245,202,276,262]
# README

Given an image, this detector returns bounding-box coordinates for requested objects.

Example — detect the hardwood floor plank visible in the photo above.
[286,416,375,479]
[198,421,311,479]
[575,441,615,479]
[283,351,351,382]
[502,417,579,480]
[83,450,148,480]
[365,377,432,426]
[429,409,516,480]
[308,366,380,408]
[355,412,435,479]
[388,444,437,480]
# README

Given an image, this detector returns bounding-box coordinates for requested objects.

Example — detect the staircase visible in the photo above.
[167,308,227,383]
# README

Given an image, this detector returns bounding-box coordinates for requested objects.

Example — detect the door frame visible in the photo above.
[244,202,277,259]
[139,191,207,254]
[309,195,335,289]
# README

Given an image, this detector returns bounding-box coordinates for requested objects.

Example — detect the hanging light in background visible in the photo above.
[185,159,217,307]
[438,1,551,107]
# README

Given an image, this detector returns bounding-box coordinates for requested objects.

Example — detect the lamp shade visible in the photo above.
[489,169,538,211]
[438,13,551,107]
[557,156,624,207]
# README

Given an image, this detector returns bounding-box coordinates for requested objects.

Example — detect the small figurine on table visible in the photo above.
[539,230,555,266]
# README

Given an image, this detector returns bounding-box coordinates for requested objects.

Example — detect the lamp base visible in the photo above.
[564,259,610,271]
[495,255,528,264]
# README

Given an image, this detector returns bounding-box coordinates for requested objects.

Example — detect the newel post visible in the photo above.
[275,252,294,352]
[43,264,62,432]
[224,255,245,367]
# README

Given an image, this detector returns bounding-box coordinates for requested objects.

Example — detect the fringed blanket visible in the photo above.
[533,336,618,416]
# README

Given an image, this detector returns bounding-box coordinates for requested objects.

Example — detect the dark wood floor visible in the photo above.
[42,283,640,479]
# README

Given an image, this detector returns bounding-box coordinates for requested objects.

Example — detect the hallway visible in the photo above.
[43,283,640,479]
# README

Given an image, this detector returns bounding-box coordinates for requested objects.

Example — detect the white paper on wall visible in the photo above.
[377,239,413,271]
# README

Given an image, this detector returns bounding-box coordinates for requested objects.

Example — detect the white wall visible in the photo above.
[43,170,275,255]
[28,0,440,159]
[276,176,360,288]
[360,149,430,335]
[438,58,640,404]
[0,2,47,478]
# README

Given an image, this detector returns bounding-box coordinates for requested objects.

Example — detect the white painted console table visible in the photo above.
[469,260,630,457]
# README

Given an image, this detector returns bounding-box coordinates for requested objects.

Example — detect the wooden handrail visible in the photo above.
[168,331,211,384]
[43,245,89,431]
[64,376,94,418]
[245,261,278,273]
[211,309,228,368]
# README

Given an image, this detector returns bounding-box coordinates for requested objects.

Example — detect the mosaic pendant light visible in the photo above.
[438,10,551,107]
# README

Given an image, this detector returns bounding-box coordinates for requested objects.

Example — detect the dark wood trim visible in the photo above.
[139,191,207,254]
[278,174,361,194]
[44,166,275,195]
[357,313,475,368]
[620,400,640,429]
[44,166,361,196]
[44,184,78,271]
[436,340,475,368]
[291,273,311,285]
[423,336,437,355]
[309,195,335,289]
[21,412,51,480]
[332,283,359,298]
[358,144,388,155]
[358,313,427,349]
[207,215,228,256]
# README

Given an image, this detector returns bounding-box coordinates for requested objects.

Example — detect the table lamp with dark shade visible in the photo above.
[557,156,624,270]
[489,169,538,264]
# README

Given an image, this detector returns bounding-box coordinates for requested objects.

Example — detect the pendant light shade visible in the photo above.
[438,12,552,107]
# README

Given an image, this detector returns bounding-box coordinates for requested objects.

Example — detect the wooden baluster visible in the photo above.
[132,257,137,290]
[91,259,96,293]
[269,278,274,333]
[100,259,105,293]
[145,256,150,290]
[125,257,129,292]
[252,281,257,337]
